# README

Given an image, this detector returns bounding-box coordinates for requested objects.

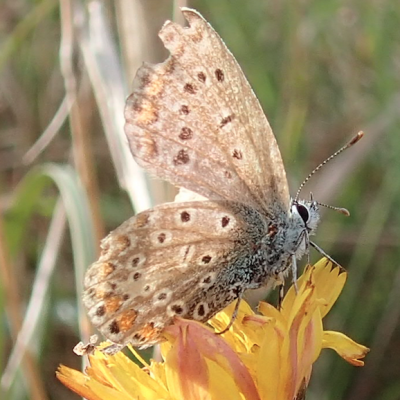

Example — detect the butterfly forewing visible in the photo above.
[83,200,269,348]
[124,8,290,215]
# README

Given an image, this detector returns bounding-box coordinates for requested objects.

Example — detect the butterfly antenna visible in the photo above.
[316,201,350,216]
[294,131,364,201]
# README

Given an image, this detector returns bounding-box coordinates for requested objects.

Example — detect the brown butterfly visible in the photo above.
[83,8,362,354]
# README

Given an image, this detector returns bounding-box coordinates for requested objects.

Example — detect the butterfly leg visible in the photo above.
[278,283,285,310]
[216,292,244,335]
[102,342,125,355]
[309,241,341,267]
[291,254,299,293]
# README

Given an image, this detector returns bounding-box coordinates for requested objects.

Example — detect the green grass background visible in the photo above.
[1,0,400,399]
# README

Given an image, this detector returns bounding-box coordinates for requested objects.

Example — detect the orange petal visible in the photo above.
[296,307,323,384]
[57,364,133,400]
[323,331,370,366]
[164,320,210,400]
[164,318,261,400]
[280,281,322,399]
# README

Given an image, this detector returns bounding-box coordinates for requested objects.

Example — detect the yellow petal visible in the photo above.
[148,360,168,389]
[258,301,287,328]
[206,358,245,400]
[56,365,103,400]
[240,314,271,349]
[111,353,170,399]
[254,319,282,400]
[281,264,315,315]
[209,300,255,353]
[57,363,135,400]
[282,259,347,321]
[85,377,134,400]
[311,260,347,318]
[323,331,370,366]
[282,275,315,326]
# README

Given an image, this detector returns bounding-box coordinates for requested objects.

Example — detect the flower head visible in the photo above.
[57,259,369,400]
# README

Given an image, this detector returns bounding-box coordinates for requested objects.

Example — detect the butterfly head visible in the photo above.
[291,198,320,236]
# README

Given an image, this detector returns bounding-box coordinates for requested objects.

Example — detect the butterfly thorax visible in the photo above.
[241,199,320,287]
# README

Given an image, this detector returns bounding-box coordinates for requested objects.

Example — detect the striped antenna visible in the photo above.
[294,131,364,202]
[316,201,350,216]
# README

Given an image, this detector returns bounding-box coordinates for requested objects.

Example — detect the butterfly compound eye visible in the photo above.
[296,204,310,223]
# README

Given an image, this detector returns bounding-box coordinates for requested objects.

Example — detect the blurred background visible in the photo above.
[1,0,400,399]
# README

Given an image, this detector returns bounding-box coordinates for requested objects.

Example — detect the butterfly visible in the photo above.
[82,8,362,354]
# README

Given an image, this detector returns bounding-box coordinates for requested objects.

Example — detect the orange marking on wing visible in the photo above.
[104,296,123,313]
[97,262,116,278]
[117,309,138,332]
[146,76,164,97]
[95,287,107,299]
[114,235,131,252]
[136,99,158,124]
[134,212,150,228]
[190,26,204,43]
[137,136,158,157]
[139,322,162,342]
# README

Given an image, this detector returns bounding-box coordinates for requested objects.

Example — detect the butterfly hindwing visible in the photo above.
[83,200,269,347]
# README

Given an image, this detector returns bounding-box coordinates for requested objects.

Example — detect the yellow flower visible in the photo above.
[57,259,369,400]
